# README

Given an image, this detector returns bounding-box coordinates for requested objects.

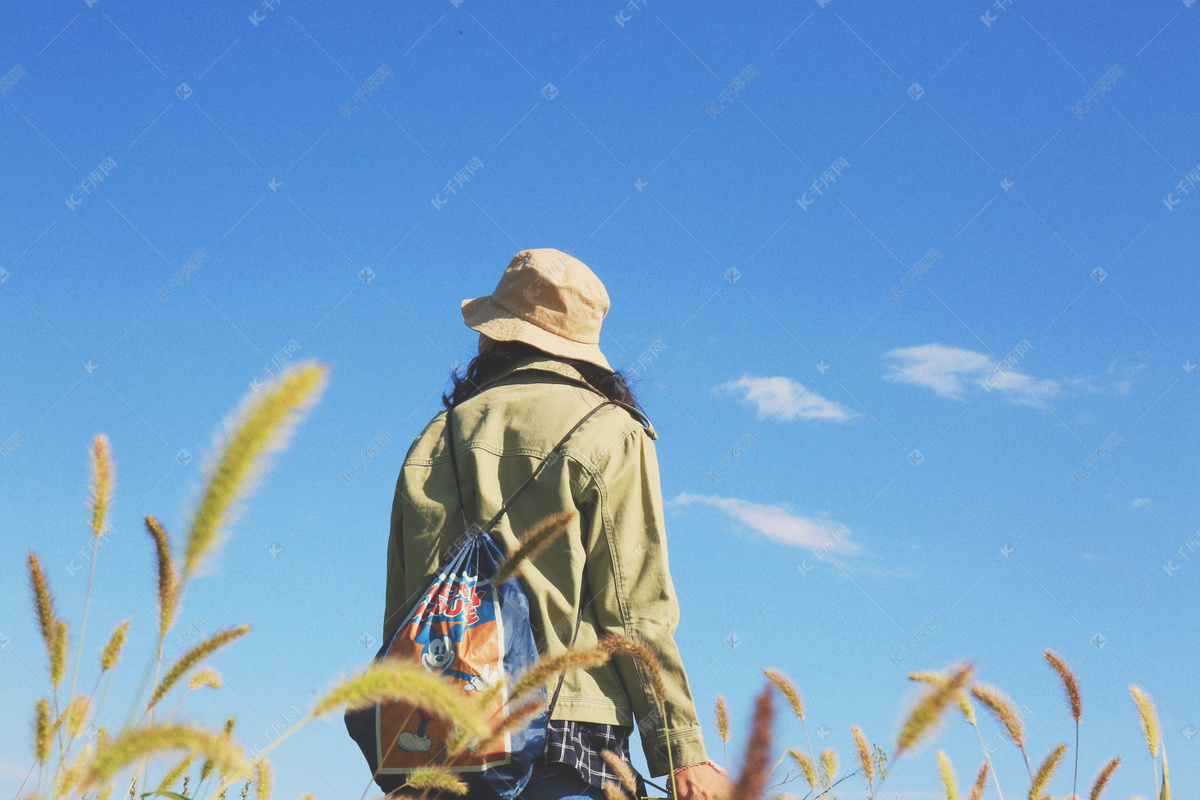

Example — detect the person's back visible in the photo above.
[381,249,730,800]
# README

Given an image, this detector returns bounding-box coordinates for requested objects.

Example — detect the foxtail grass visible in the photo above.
[895,663,974,757]
[150,626,250,708]
[600,749,639,798]
[1089,757,1119,800]
[493,511,576,586]
[968,762,989,800]
[731,685,773,800]
[937,751,958,800]
[716,695,730,769]
[1045,649,1082,798]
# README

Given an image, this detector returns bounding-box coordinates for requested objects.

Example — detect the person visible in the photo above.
[383,249,733,800]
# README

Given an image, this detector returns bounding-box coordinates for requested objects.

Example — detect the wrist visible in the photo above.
[671,759,727,778]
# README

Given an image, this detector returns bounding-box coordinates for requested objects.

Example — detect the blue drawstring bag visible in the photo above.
[345,401,618,798]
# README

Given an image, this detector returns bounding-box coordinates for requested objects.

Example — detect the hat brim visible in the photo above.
[461,296,612,371]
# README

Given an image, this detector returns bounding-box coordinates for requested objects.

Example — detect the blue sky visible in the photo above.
[2,0,1198,798]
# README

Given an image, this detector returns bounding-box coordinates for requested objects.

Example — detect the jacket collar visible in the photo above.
[474,355,593,393]
[472,355,657,438]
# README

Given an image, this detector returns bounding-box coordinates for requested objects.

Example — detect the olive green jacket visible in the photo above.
[383,356,709,776]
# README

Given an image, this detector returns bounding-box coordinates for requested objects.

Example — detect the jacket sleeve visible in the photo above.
[382,473,406,649]
[580,422,710,777]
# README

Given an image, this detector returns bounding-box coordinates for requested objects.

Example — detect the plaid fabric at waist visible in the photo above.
[540,719,645,794]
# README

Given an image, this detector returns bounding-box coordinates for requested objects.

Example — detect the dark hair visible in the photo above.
[442,339,640,410]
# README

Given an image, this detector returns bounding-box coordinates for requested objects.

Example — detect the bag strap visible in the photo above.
[445,399,618,535]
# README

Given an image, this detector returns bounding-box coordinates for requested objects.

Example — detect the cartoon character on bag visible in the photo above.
[395,633,457,752]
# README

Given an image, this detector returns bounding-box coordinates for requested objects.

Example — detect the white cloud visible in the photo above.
[882,343,1063,405]
[1129,497,1151,509]
[673,493,860,553]
[719,376,858,422]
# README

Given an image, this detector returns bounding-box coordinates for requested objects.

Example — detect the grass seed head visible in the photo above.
[763,668,804,722]
[852,724,874,786]
[151,625,250,707]
[100,620,130,671]
[494,511,576,587]
[35,698,52,763]
[1089,757,1120,800]
[896,663,975,757]
[89,434,114,539]
[1044,650,1082,723]
[788,749,816,789]
[1128,685,1160,763]
[597,635,665,704]
[969,762,990,800]
[600,749,639,798]
[971,683,1025,749]
[731,685,774,800]
[50,620,68,688]
[937,751,959,800]
[716,695,730,743]
[27,553,56,652]
[145,516,178,636]
[403,767,468,796]
[1029,743,1067,800]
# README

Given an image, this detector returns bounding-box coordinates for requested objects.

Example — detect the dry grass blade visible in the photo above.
[600,749,639,798]
[971,683,1025,750]
[151,625,250,707]
[1043,650,1082,722]
[493,511,576,586]
[1128,685,1160,764]
[716,696,730,743]
[145,516,178,636]
[852,724,874,786]
[100,620,130,671]
[404,767,468,795]
[937,751,959,800]
[314,660,490,741]
[763,668,804,722]
[969,761,990,800]
[731,685,773,800]
[1089,757,1119,800]
[788,749,816,789]
[508,645,612,699]
[80,723,252,789]
[896,663,975,757]
[90,434,114,538]
[1028,743,1066,800]
[184,362,327,578]
[597,635,665,704]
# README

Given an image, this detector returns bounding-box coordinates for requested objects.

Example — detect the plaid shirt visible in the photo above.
[541,719,645,794]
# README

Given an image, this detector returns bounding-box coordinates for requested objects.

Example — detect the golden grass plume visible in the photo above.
[597,635,665,704]
[509,644,612,700]
[184,362,327,579]
[788,748,816,789]
[971,683,1026,750]
[716,695,730,743]
[50,619,68,688]
[313,660,490,741]
[63,694,91,738]
[896,663,975,757]
[27,553,56,653]
[80,724,253,790]
[151,625,250,707]
[145,515,178,636]
[1029,743,1066,800]
[35,697,52,763]
[820,748,838,785]
[190,666,223,691]
[100,619,130,671]
[89,434,114,539]
[600,749,639,798]
[1044,649,1082,723]
[494,511,576,587]
[763,668,804,722]
[254,758,273,800]
[403,767,468,796]
[937,750,959,800]
[1089,756,1120,800]
[1128,685,1160,764]
[156,754,195,793]
[968,761,990,800]
[852,724,874,786]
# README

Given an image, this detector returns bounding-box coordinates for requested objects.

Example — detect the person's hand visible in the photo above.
[666,763,734,800]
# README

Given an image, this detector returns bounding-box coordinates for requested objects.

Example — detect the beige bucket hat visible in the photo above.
[460,248,613,371]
